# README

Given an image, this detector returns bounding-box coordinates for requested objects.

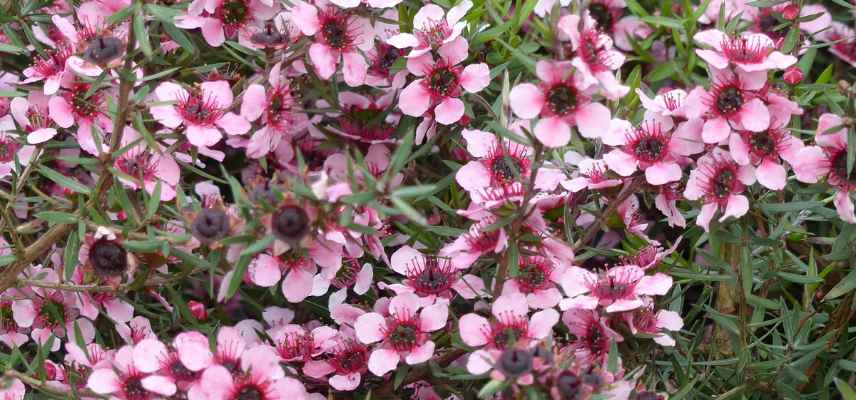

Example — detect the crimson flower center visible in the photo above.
[235,385,263,400]
[428,67,459,97]
[722,37,770,64]
[832,150,856,184]
[387,320,420,351]
[123,377,147,400]
[220,0,249,26]
[748,130,776,156]
[330,341,368,374]
[179,95,224,126]
[712,168,736,198]
[633,137,666,162]
[0,137,18,163]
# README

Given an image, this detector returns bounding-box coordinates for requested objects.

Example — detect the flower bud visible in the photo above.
[187,300,207,320]
[83,36,123,65]
[782,4,799,20]
[783,66,803,85]
[191,208,230,244]
[497,348,533,377]
[272,205,310,243]
[89,238,128,277]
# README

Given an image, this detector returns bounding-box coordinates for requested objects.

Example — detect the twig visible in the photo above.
[4,369,108,399]
[573,177,642,249]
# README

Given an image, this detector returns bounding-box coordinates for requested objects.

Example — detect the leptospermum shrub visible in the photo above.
[1,0,856,398]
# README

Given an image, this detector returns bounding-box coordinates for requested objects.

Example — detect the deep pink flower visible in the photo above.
[354,292,448,376]
[683,148,756,231]
[298,329,368,392]
[560,264,672,312]
[602,120,699,185]
[387,1,472,58]
[150,80,250,148]
[562,309,623,366]
[291,1,373,86]
[439,215,508,269]
[500,256,566,309]
[693,29,796,72]
[794,113,856,223]
[200,344,308,400]
[114,139,181,201]
[509,60,611,147]
[728,117,803,190]
[248,252,317,303]
[383,245,485,303]
[621,301,683,346]
[459,294,558,374]
[87,345,177,399]
[21,46,72,95]
[557,13,629,100]
[239,63,308,159]
[455,129,532,192]
[176,0,278,47]
[48,82,113,155]
[684,69,769,144]
[398,37,489,125]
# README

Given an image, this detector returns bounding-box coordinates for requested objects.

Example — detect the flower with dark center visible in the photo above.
[832,150,856,184]
[329,340,369,375]
[319,9,353,50]
[387,319,420,351]
[747,130,777,156]
[591,274,632,302]
[369,43,403,78]
[89,238,128,277]
[714,86,744,116]
[83,36,123,65]
[484,142,530,186]
[576,29,617,73]
[588,2,615,31]
[219,0,250,27]
[405,256,456,296]
[234,385,263,400]
[271,205,310,244]
[168,357,198,382]
[250,22,287,47]
[556,371,582,399]
[276,330,316,362]
[626,122,669,163]
[0,136,19,163]
[66,84,101,119]
[712,169,735,198]
[415,19,452,48]
[497,348,533,377]
[428,66,460,97]
[177,94,225,127]
[123,377,148,400]
[515,257,553,293]
[192,208,230,244]
[487,313,530,350]
[31,46,72,81]
[546,85,578,116]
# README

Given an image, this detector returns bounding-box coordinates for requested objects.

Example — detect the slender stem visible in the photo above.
[574,177,642,249]
[4,369,108,400]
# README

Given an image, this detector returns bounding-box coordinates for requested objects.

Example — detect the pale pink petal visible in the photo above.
[534,117,570,148]
[696,202,718,232]
[728,133,751,165]
[291,1,321,35]
[87,369,121,394]
[645,161,682,185]
[133,339,168,373]
[249,254,282,287]
[282,268,314,303]
[342,51,368,87]
[404,340,435,365]
[389,292,421,316]
[390,245,423,275]
[528,309,559,339]
[694,49,729,70]
[455,161,491,192]
[48,96,74,128]
[575,102,610,139]
[603,149,637,177]
[466,349,494,374]
[656,310,684,331]
[398,80,431,117]
[438,36,469,65]
[461,63,490,93]
[185,124,222,147]
[309,43,338,80]
[702,117,730,143]
[794,146,829,183]
[636,273,672,295]
[693,29,726,48]
[27,128,58,144]
[419,303,448,332]
[201,18,225,47]
[756,159,786,190]
[509,83,545,119]
[216,112,251,135]
[241,84,266,122]
[354,312,387,344]
[368,348,400,376]
[720,194,749,222]
[387,33,418,49]
[11,300,35,327]
[329,373,361,391]
[459,314,490,347]
[462,129,498,157]
[558,267,595,297]
[738,99,769,132]
[605,298,644,313]
[835,191,856,224]
[149,105,183,128]
[434,97,465,125]
[141,375,177,396]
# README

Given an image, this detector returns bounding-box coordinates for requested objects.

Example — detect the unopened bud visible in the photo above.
[783,66,803,85]
[782,4,799,20]
[188,300,207,320]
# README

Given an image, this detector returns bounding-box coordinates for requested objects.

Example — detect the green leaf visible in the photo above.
[781,27,799,53]
[478,380,509,398]
[390,196,427,225]
[386,130,414,182]
[777,272,823,284]
[239,235,274,258]
[123,240,163,253]
[39,166,91,195]
[835,378,856,400]
[35,211,78,225]
[824,269,856,300]
[63,231,80,281]
[759,201,824,213]
[607,340,619,373]
[0,43,26,55]
[134,4,152,58]
[107,5,134,24]
[226,255,252,299]
[391,185,437,198]
[145,182,161,221]
[641,16,684,30]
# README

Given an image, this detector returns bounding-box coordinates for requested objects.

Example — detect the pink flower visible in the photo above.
[794,113,856,223]
[693,29,796,72]
[291,1,373,86]
[439,215,508,269]
[150,80,250,148]
[728,117,803,190]
[354,292,449,376]
[387,1,472,58]
[297,329,369,392]
[249,252,317,303]
[312,258,373,309]
[458,295,558,374]
[455,129,532,193]
[683,148,756,231]
[821,23,856,68]
[684,69,769,144]
[0,301,28,349]
[383,245,486,302]
[21,46,72,95]
[561,157,623,192]
[175,0,278,47]
[0,378,25,400]
[398,37,490,125]
[558,13,629,100]
[0,118,36,180]
[48,82,113,155]
[330,0,402,9]
[113,140,181,201]
[201,344,308,400]
[87,345,177,399]
[10,93,57,144]
[332,91,400,144]
[509,60,611,147]
[239,63,308,159]
[622,302,683,346]
[130,337,208,397]
[654,183,686,227]
[559,264,672,312]
[562,309,623,366]
[602,121,699,185]
[500,256,566,309]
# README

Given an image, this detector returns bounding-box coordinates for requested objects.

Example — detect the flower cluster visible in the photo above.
[0,0,854,399]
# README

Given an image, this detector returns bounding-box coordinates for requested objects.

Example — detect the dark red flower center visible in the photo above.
[712,168,736,198]
[123,377,148,400]
[234,385,263,400]
[387,319,420,351]
[546,85,578,116]
[747,130,777,157]
[68,85,101,118]
[0,136,18,163]
[178,95,224,126]
[407,256,456,296]
[428,67,459,97]
[515,257,552,293]
[319,10,352,50]
[592,275,632,300]
[832,150,856,184]
[329,340,368,374]
[220,0,249,26]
